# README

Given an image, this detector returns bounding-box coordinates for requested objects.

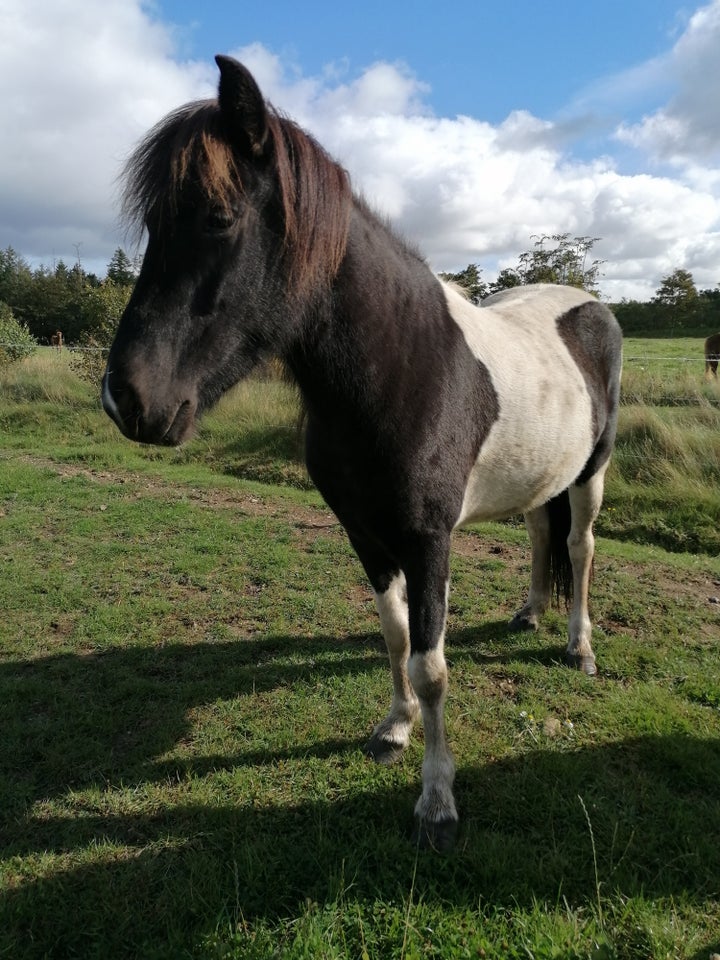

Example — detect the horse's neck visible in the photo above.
[287,201,451,421]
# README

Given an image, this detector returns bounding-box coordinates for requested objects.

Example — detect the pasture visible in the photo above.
[1,342,719,959]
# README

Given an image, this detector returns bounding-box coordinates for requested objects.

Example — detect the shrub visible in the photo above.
[0,301,37,364]
[67,336,109,386]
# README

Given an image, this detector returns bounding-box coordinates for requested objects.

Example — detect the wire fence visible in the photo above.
[625,356,715,365]
[1,341,718,365]
[1,343,717,476]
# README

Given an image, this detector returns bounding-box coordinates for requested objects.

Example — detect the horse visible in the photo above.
[50,330,63,351]
[705,332,720,378]
[102,56,623,850]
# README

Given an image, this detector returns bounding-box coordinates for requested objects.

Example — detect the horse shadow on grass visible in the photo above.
[1,626,719,958]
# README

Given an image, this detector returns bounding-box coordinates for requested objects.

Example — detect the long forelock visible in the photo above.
[121,97,353,295]
[121,101,241,235]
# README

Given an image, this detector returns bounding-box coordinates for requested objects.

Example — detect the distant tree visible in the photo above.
[515,234,604,294]
[77,280,132,345]
[438,263,487,304]
[610,299,656,335]
[483,235,604,298]
[0,246,133,347]
[699,286,720,303]
[696,285,720,334]
[106,248,137,286]
[654,268,698,307]
[488,268,522,294]
[0,247,33,311]
[653,269,700,332]
[54,260,71,284]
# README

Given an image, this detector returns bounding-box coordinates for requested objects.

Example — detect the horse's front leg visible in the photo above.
[365,570,420,764]
[347,534,420,765]
[405,536,457,851]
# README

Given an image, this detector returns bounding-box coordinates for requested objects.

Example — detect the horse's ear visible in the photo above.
[215,55,269,156]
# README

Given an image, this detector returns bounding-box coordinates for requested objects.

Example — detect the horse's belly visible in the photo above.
[454,377,595,526]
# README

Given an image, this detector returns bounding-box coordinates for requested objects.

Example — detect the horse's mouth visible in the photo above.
[159,400,196,446]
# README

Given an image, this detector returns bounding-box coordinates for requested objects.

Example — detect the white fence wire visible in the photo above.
[0,341,717,364]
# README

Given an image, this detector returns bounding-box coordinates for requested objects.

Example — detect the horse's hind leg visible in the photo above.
[566,467,607,676]
[510,505,551,631]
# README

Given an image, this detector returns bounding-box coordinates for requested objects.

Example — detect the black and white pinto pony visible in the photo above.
[103,57,623,850]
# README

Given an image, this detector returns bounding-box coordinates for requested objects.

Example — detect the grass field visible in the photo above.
[1,343,719,959]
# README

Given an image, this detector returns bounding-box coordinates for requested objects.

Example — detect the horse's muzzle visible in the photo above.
[101,370,196,446]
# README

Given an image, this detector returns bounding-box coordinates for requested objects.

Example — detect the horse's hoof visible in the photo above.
[363,734,406,766]
[509,611,538,632]
[412,816,458,853]
[566,652,597,676]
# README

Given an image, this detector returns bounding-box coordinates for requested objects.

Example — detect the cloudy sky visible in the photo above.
[1,0,719,301]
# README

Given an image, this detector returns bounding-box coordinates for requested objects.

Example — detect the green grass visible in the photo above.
[601,337,720,554]
[1,346,719,959]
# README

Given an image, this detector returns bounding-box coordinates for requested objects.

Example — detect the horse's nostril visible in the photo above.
[102,372,141,438]
[102,371,121,422]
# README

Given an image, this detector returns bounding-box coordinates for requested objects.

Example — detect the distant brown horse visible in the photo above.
[705,333,720,378]
[50,330,63,352]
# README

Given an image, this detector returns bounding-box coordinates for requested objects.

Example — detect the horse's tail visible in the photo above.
[547,490,573,607]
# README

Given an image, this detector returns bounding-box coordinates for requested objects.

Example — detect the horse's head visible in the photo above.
[103,56,350,445]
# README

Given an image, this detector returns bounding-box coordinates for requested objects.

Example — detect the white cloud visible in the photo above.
[0,0,213,271]
[615,1,720,163]
[0,0,718,300]
[233,42,719,300]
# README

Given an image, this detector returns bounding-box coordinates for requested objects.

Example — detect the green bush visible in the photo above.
[0,301,37,364]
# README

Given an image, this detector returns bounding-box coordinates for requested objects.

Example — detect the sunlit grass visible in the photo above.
[1,340,720,958]
[0,346,92,405]
[599,337,720,552]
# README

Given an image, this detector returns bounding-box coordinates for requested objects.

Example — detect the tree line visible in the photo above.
[1,236,718,365]
[440,236,719,336]
[0,246,136,348]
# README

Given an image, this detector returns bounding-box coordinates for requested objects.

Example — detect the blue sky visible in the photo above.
[155,0,685,123]
[1,0,719,300]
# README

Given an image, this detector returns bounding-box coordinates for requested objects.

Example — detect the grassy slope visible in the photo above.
[1,348,719,959]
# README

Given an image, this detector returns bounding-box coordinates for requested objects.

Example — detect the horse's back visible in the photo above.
[443,282,621,387]
[480,283,593,311]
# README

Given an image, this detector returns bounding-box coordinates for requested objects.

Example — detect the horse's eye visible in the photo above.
[205,207,236,234]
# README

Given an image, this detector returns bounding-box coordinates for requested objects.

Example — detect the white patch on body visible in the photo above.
[442,283,596,527]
